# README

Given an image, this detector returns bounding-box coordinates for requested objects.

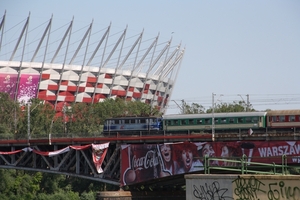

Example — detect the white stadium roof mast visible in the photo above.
[0,12,185,114]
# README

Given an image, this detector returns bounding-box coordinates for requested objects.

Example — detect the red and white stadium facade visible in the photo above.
[0,12,184,114]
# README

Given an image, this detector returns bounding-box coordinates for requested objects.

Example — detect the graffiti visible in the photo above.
[232,176,266,200]
[267,181,300,200]
[192,181,233,200]
[233,176,300,200]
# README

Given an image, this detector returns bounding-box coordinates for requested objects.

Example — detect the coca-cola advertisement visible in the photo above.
[121,144,160,185]
[121,140,300,186]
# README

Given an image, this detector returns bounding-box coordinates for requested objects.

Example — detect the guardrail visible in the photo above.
[204,154,288,175]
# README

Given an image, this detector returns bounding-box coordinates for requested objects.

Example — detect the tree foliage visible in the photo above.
[206,100,255,113]
[179,99,255,114]
[180,100,206,114]
[0,169,118,200]
[0,93,20,137]
[0,93,161,139]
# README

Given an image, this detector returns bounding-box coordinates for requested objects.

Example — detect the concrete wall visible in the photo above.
[185,174,300,200]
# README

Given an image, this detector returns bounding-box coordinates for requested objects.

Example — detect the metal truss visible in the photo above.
[0,143,121,186]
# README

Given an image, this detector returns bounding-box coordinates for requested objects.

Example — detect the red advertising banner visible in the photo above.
[120,141,300,186]
[0,143,110,174]
[92,143,109,173]
[0,73,18,99]
[17,74,40,103]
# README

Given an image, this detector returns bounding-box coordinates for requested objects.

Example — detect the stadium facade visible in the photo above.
[0,12,184,114]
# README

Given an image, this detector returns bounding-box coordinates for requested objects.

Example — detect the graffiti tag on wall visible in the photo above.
[192,181,233,200]
[232,176,300,200]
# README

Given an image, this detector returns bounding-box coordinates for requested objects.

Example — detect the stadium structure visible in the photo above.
[0,12,185,115]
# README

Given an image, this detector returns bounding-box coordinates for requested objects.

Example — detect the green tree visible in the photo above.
[16,99,56,139]
[0,93,20,137]
[177,100,205,114]
[206,100,255,113]
[66,102,101,136]
[125,100,161,116]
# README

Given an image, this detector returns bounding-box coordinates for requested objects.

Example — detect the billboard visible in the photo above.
[120,141,300,186]
[0,73,18,98]
[17,74,40,104]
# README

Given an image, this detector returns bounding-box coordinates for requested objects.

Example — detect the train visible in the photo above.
[102,110,300,135]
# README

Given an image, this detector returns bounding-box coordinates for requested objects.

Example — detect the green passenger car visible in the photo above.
[162,112,267,133]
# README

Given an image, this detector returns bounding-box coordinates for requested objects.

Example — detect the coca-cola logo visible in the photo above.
[132,150,159,170]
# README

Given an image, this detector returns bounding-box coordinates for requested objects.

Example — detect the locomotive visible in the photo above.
[102,110,300,135]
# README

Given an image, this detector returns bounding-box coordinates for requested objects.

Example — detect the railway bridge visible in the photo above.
[0,131,299,196]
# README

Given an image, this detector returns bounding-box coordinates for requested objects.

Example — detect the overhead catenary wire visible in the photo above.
[169,94,300,112]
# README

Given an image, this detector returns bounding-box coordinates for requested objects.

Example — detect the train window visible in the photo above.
[238,118,243,123]
[289,116,295,122]
[114,120,119,124]
[204,119,210,124]
[220,118,227,123]
[140,119,146,123]
[229,118,234,123]
[272,116,278,122]
[279,116,285,122]
[167,120,171,126]
[174,120,179,125]
[215,118,219,124]
[196,119,203,124]
[110,120,115,124]
[252,117,259,123]
[124,119,130,124]
[245,118,251,123]
[182,120,187,125]
[189,119,194,125]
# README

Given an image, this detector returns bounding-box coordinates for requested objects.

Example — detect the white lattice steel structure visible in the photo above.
[0,12,184,114]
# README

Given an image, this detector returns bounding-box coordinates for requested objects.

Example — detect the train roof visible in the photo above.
[266,110,300,115]
[163,112,267,119]
[105,116,161,120]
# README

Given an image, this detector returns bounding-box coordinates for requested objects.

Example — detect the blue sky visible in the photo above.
[1,1,300,114]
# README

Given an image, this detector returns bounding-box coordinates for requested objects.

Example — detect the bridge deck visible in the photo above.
[0,131,298,190]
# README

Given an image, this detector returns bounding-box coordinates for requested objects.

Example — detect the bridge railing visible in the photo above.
[204,154,288,175]
[0,131,104,140]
